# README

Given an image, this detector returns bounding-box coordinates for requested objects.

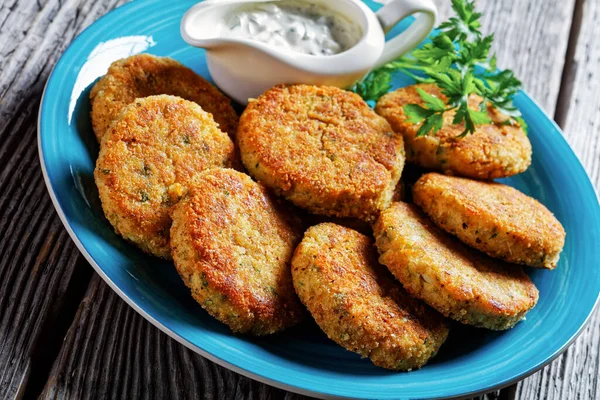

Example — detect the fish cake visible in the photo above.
[375,84,531,179]
[170,168,305,335]
[413,173,566,269]
[374,203,539,330]
[95,95,237,259]
[291,223,449,371]
[90,54,238,143]
[237,85,405,222]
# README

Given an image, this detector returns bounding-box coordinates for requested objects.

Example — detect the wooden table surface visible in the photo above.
[0,0,598,398]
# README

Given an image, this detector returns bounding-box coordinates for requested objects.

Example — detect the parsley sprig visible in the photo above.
[352,0,526,137]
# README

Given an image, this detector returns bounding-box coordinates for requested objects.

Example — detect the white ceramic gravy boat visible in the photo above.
[181,0,437,104]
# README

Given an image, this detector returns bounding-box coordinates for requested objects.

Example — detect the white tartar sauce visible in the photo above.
[222,1,362,56]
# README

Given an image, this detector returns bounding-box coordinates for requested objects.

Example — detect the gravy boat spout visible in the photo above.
[181,0,275,49]
[181,0,437,104]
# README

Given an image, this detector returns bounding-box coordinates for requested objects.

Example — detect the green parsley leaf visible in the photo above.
[469,108,492,125]
[403,104,434,124]
[351,68,392,102]
[416,87,446,111]
[416,113,444,137]
[350,0,526,138]
[439,0,482,42]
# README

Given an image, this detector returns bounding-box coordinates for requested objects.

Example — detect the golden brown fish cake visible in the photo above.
[374,203,539,330]
[291,223,449,371]
[237,85,405,222]
[170,168,305,335]
[90,54,238,143]
[95,95,237,259]
[413,173,566,269]
[375,84,531,179]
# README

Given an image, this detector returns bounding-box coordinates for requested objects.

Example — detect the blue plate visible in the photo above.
[38,0,600,398]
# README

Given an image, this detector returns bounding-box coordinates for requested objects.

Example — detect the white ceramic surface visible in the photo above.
[180,0,437,103]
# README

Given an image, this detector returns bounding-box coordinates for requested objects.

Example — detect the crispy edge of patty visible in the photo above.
[95,95,236,259]
[237,84,405,222]
[90,54,238,144]
[413,173,566,269]
[291,222,449,370]
[374,202,539,330]
[375,84,532,179]
[170,168,305,335]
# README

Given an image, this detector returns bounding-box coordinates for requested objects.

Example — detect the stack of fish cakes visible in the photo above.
[93,55,305,336]
[92,56,566,372]
[93,54,240,258]
[370,85,564,332]
[236,83,563,363]
[292,223,449,371]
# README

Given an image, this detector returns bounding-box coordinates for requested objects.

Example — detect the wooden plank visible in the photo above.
[40,275,310,400]
[0,0,129,398]
[514,0,600,397]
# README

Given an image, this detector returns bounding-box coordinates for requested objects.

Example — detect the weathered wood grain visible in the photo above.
[514,0,600,397]
[1,0,595,399]
[40,275,310,400]
[0,0,128,398]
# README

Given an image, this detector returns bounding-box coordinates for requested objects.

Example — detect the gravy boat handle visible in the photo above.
[375,0,437,68]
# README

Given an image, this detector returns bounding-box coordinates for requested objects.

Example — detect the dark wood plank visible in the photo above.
[515,0,600,397]
[0,0,129,398]
[40,275,310,400]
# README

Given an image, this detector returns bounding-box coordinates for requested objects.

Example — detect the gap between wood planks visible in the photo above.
[22,257,93,399]
[19,1,587,399]
[554,0,586,128]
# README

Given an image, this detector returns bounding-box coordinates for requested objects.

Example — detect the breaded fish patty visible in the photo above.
[374,203,539,330]
[170,168,305,335]
[237,85,405,222]
[375,84,531,179]
[413,173,566,269]
[291,223,449,370]
[90,54,238,143]
[95,95,236,259]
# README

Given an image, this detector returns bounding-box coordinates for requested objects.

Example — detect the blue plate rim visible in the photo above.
[36,0,600,398]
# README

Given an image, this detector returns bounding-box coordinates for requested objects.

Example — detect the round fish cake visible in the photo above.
[90,54,238,143]
[413,173,566,269]
[292,223,449,371]
[95,95,237,259]
[237,85,405,222]
[170,168,305,335]
[374,202,539,330]
[375,84,531,179]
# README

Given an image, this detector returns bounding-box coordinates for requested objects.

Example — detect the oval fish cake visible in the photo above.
[237,85,405,222]
[375,84,531,179]
[374,202,539,330]
[170,168,305,335]
[413,173,566,269]
[90,54,238,143]
[291,223,449,371]
[95,95,237,259]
